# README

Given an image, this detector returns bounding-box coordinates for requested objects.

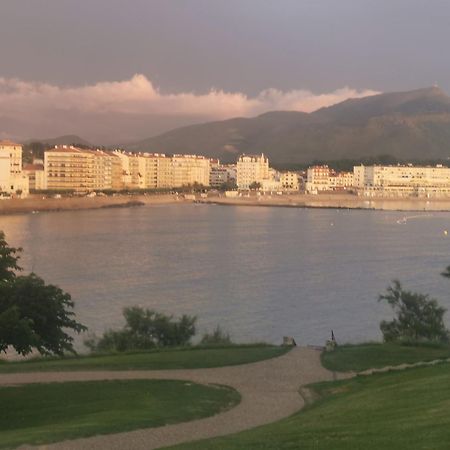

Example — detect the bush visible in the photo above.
[200,326,232,346]
[85,307,197,352]
[379,280,449,344]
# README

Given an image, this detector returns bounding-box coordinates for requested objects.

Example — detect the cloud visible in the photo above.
[0,74,379,141]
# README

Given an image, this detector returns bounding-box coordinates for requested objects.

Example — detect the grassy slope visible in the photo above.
[321,343,450,372]
[0,346,289,373]
[0,379,240,449]
[168,363,450,450]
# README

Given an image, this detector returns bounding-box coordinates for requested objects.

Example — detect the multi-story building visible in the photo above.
[280,171,300,191]
[45,147,212,192]
[225,164,237,186]
[329,171,354,190]
[210,160,237,188]
[23,163,45,191]
[236,154,270,189]
[354,164,450,197]
[305,165,331,192]
[171,154,210,187]
[156,156,173,189]
[306,165,353,192]
[0,140,29,196]
[45,146,116,191]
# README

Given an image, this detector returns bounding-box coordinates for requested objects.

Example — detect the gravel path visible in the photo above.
[3,347,349,450]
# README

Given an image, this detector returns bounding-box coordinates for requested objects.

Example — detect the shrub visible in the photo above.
[200,326,232,346]
[85,307,196,352]
[379,280,449,344]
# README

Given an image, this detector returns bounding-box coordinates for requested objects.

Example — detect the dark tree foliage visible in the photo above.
[249,181,262,190]
[85,306,197,352]
[379,280,449,344]
[441,266,450,279]
[0,232,22,282]
[0,231,86,356]
[218,181,238,191]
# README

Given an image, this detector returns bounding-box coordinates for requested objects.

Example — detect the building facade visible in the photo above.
[354,164,450,197]
[23,163,45,190]
[0,141,29,196]
[280,171,300,191]
[236,154,270,189]
[306,165,353,193]
[171,154,210,187]
[45,146,115,191]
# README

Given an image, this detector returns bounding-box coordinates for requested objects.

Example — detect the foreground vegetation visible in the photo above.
[169,362,450,450]
[0,379,239,449]
[0,345,289,373]
[321,342,450,372]
[0,231,86,357]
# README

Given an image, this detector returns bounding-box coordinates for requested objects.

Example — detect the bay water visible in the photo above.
[2,204,450,348]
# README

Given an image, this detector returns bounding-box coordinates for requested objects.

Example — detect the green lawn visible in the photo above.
[167,362,450,450]
[0,379,240,449]
[321,342,450,372]
[0,345,289,373]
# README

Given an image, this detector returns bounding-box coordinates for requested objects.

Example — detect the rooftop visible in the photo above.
[0,140,22,147]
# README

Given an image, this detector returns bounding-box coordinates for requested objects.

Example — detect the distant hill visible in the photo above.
[25,135,92,147]
[126,87,450,164]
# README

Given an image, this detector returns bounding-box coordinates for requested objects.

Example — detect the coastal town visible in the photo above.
[2,140,450,200]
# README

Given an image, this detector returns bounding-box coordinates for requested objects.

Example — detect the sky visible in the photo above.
[1,0,450,143]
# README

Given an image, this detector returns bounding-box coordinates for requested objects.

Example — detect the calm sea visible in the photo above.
[2,204,450,348]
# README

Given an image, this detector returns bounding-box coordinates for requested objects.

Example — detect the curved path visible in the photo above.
[3,347,349,450]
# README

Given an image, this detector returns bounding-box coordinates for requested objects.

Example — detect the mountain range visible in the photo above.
[125,86,450,165]
[25,135,92,147]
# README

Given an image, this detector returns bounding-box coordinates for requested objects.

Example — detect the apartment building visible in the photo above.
[0,140,29,196]
[45,146,115,191]
[210,160,237,188]
[171,154,210,187]
[210,160,228,188]
[354,164,450,197]
[236,154,270,189]
[306,165,353,192]
[280,171,300,191]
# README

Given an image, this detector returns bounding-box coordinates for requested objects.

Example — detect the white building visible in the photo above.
[306,165,353,193]
[0,141,29,197]
[280,171,300,191]
[236,154,270,189]
[354,164,450,197]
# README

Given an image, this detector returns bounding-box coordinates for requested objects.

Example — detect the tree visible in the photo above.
[249,181,262,190]
[0,231,86,356]
[0,231,21,282]
[85,306,196,352]
[379,280,449,344]
[218,181,238,191]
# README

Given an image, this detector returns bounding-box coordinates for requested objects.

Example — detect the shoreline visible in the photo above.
[0,194,188,216]
[199,193,450,212]
[2,192,450,215]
